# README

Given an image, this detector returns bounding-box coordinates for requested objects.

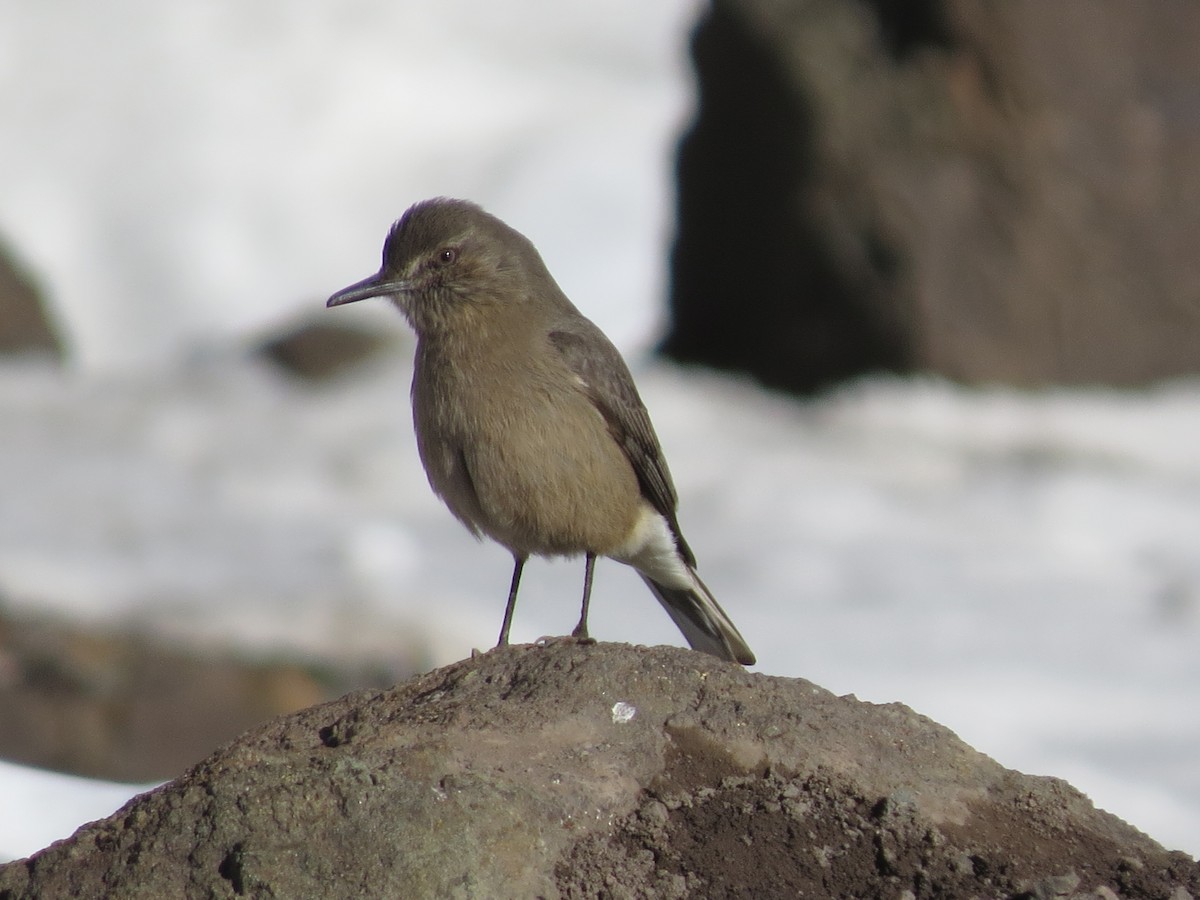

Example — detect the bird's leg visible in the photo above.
[571,553,597,641]
[497,556,526,647]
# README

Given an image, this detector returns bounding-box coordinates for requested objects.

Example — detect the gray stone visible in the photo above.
[0,642,1196,898]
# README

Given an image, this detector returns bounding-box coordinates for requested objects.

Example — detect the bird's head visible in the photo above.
[327,198,557,335]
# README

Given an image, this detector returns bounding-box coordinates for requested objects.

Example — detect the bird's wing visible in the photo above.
[548,322,695,566]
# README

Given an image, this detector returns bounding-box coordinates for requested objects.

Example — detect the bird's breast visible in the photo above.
[411,340,641,558]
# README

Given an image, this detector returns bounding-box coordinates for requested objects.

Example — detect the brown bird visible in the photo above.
[327,198,754,665]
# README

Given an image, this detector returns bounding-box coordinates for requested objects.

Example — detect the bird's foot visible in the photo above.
[535,633,596,648]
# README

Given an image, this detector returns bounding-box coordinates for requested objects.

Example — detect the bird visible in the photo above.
[326,198,754,665]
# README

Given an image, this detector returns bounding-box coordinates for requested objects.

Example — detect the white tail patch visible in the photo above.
[610,505,694,590]
[611,504,756,665]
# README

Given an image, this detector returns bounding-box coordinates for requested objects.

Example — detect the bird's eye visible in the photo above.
[437,247,457,265]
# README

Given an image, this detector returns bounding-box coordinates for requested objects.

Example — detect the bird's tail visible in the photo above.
[640,570,756,666]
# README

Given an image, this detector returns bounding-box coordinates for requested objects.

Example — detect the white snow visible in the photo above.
[1,0,1197,867]
[2,358,1198,861]
[0,761,159,863]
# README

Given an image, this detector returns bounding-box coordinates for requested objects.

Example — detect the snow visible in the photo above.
[0,0,695,370]
[2,359,1198,861]
[1,0,1197,867]
[0,761,159,864]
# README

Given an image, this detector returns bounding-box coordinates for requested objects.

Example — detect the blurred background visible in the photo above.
[2,0,1199,860]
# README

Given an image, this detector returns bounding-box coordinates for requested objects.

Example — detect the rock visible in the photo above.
[0,606,421,782]
[0,236,61,359]
[666,1,1200,392]
[255,316,399,380]
[1,642,1195,898]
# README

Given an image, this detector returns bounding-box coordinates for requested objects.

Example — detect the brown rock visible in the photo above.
[255,316,398,380]
[666,1,1200,391]
[0,236,61,358]
[0,642,1194,898]
[0,607,421,782]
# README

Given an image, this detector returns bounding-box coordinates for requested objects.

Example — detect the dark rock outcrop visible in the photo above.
[1,642,1195,898]
[666,1,1200,392]
[0,606,420,782]
[0,237,61,358]
[255,316,398,380]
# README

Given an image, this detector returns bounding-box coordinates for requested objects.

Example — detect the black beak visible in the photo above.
[326,273,412,308]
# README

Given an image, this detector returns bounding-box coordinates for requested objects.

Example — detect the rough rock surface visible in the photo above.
[0,642,1195,899]
[666,1,1200,392]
